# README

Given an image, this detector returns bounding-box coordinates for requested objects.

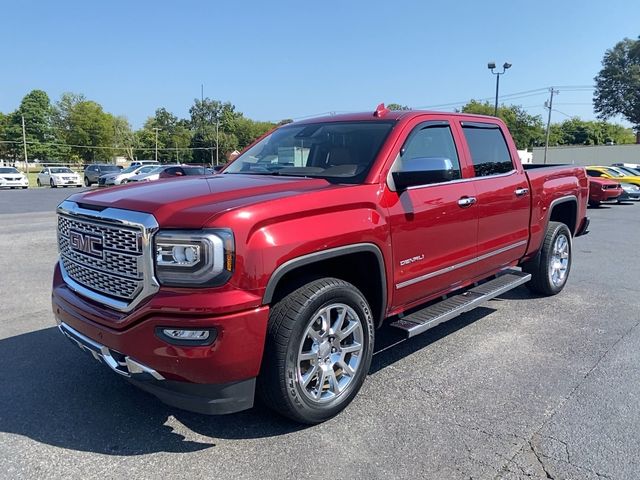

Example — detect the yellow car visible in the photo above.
[586,166,640,186]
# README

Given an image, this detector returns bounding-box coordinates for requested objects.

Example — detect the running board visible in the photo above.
[390,269,531,338]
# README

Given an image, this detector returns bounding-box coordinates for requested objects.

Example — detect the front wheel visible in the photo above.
[36,179,41,187]
[84,177,90,187]
[50,179,57,188]
[524,221,572,296]
[258,278,374,424]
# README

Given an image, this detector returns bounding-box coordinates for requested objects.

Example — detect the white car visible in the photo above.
[37,167,83,188]
[0,167,29,189]
[99,165,159,186]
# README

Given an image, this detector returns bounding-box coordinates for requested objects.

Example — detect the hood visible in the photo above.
[66,173,336,228]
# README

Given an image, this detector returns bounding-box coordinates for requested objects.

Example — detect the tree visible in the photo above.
[4,90,60,161]
[548,118,635,146]
[386,103,411,111]
[460,100,545,149]
[66,101,115,162]
[136,108,193,162]
[113,116,136,161]
[189,98,242,164]
[593,36,640,142]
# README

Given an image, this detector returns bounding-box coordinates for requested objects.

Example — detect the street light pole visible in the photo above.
[488,61,512,116]
[153,127,161,162]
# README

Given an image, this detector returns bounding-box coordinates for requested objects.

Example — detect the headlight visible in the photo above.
[154,229,234,286]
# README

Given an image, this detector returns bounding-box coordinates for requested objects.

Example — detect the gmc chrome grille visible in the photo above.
[56,201,160,312]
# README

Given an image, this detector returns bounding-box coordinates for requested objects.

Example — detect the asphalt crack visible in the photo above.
[495,315,640,479]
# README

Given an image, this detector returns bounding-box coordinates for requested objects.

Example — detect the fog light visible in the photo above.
[156,327,217,346]
[163,329,209,340]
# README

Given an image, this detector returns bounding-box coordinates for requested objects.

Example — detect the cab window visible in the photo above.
[396,124,461,184]
[462,123,514,177]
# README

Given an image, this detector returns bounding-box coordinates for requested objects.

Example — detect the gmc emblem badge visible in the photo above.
[69,229,104,259]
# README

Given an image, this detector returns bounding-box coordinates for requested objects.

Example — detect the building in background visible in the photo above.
[532,144,640,166]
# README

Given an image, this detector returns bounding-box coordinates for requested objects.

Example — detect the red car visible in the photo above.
[588,176,622,206]
[52,106,589,423]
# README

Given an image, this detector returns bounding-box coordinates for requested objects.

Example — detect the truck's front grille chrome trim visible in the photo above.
[396,240,528,289]
[56,200,160,312]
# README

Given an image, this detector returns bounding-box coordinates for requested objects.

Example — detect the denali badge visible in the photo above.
[400,254,425,266]
[69,229,104,259]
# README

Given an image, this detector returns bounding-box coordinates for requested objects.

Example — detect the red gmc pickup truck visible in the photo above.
[53,106,589,424]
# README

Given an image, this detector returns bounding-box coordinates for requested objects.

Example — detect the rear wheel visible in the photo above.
[258,278,374,424]
[524,221,572,296]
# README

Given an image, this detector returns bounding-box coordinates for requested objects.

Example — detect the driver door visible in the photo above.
[386,119,478,309]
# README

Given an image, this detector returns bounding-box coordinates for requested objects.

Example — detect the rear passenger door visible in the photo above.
[458,121,530,277]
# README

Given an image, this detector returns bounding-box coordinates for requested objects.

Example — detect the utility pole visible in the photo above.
[21,115,29,174]
[543,87,559,164]
[215,120,219,166]
[153,127,161,162]
[201,84,204,102]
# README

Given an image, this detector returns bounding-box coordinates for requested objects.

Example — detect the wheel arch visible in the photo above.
[548,195,578,235]
[263,243,387,328]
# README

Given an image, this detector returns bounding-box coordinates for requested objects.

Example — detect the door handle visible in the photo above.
[515,187,529,197]
[457,196,477,207]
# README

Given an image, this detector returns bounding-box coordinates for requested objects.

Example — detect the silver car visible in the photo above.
[99,165,158,186]
[124,166,170,183]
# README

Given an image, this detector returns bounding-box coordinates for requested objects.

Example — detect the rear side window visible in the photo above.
[462,124,514,177]
[586,170,601,177]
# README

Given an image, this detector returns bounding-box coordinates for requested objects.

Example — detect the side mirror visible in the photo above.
[392,157,457,190]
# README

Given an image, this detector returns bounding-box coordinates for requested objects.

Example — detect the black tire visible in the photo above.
[524,221,572,296]
[84,177,91,187]
[22,186,27,189]
[258,278,374,424]
[36,179,41,187]
[588,200,600,208]
[50,179,57,188]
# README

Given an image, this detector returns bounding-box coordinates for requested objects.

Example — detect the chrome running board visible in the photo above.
[390,269,531,338]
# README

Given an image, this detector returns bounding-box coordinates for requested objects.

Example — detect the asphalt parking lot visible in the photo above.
[0,189,638,480]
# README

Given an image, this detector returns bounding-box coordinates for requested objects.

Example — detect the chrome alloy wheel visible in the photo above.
[296,303,364,403]
[549,233,570,287]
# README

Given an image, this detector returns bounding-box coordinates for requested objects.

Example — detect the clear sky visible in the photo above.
[1,0,638,128]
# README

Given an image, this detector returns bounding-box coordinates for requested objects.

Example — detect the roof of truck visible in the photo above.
[293,106,501,125]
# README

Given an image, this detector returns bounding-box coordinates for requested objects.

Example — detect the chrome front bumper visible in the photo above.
[58,321,164,381]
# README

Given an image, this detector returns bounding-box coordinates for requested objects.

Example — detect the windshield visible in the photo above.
[143,166,165,175]
[611,166,638,176]
[619,166,640,176]
[224,121,395,183]
[101,165,120,172]
[121,166,137,173]
[138,165,157,174]
[51,167,73,174]
[603,168,624,177]
[0,167,19,174]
